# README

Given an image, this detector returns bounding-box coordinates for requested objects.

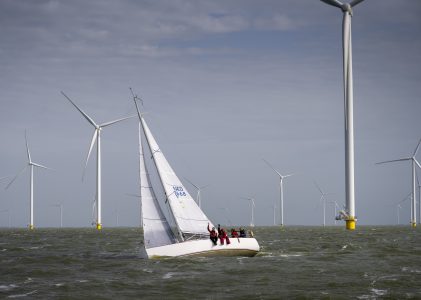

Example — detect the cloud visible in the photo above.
[254,13,298,31]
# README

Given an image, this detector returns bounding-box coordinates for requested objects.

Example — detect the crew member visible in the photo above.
[207,223,218,245]
[219,228,231,245]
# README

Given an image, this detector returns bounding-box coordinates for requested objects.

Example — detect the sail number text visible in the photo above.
[173,186,187,198]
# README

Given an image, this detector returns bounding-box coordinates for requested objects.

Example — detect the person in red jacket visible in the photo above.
[207,223,218,245]
[231,228,239,238]
[219,228,231,245]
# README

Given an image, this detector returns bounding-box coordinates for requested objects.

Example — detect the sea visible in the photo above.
[0,226,420,299]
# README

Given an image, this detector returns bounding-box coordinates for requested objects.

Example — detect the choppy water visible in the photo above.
[1,226,421,299]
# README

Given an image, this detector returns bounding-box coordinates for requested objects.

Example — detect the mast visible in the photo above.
[138,122,143,228]
[133,99,184,241]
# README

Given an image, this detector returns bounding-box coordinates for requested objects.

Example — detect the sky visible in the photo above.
[0,0,420,228]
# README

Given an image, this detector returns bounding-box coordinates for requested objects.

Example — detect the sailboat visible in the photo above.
[132,94,260,258]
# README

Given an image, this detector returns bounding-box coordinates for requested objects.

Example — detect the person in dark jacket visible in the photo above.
[207,223,218,245]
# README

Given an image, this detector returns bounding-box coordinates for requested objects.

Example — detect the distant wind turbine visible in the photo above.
[61,91,135,230]
[263,159,293,227]
[314,182,333,227]
[377,139,421,228]
[6,131,51,230]
[395,192,411,226]
[320,0,365,230]
[241,197,256,227]
[184,177,209,209]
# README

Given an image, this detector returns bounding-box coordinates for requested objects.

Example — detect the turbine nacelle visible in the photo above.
[320,0,364,15]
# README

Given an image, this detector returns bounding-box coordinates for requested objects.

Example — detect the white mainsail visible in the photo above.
[139,116,213,240]
[132,92,259,258]
[139,122,176,249]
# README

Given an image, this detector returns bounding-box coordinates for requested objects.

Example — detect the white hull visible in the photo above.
[144,238,260,259]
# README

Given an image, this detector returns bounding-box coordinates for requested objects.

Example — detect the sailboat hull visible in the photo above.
[145,238,260,259]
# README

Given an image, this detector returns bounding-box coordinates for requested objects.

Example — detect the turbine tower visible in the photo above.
[61,91,134,230]
[320,0,365,230]
[377,139,421,228]
[263,159,293,227]
[6,131,51,230]
[241,197,255,227]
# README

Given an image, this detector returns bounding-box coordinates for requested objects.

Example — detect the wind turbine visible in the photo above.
[241,197,256,227]
[61,91,135,230]
[314,182,333,227]
[377,139,421,228]
[263,159,293,227]
[320,0,365,230]
[394,192,411,226]
[184,177,209,209]
[5,131,51,230]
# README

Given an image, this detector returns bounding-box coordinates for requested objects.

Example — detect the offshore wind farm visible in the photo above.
[1,1,420,229]
[1,0,421,298]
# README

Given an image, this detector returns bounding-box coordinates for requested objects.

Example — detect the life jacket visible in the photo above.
[210,230,217,238]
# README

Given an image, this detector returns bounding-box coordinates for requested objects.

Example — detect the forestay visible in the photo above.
[140,124,176,248]
[140,116,213,239]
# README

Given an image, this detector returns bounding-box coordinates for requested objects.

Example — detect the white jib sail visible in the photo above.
[140,122,176,249]
[140,116,213,239]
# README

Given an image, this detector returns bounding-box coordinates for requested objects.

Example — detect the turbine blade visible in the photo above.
[61,91,98,128]
[320,0,343,9]
[25,130,31,163]
[262,159,282,177]
[414,158,421,170]
[283,173,294,179]
[32,162,53,170]
[413,138,421,157]
[313,181,324,195]
[100,115,136,128]
[376,158,412,165]
[83,129,98,181]
[399,192,412,204]
[350,0,364,7]
[183,177,199,190]
[5,165,28,190]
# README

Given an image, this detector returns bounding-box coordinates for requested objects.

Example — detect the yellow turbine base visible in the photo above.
[346,219,356,230]
[411,222,417,228]
[29,224,34,230]
[96,223,102,230]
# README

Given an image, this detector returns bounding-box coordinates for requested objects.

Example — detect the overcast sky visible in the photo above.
[1,0,420,228]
